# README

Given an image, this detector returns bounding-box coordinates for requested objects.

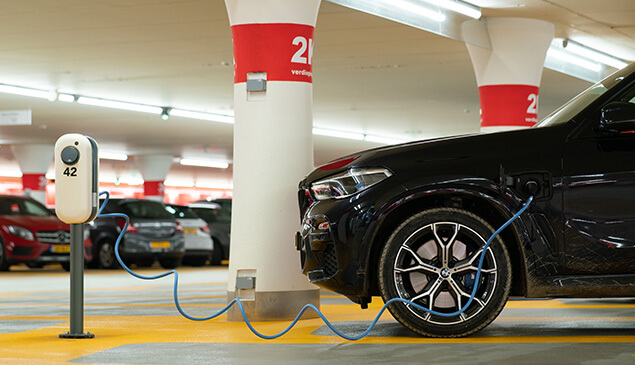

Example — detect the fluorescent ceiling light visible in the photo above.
[393,0,446,22]
[564,39,628,70]
[179,158,230,169]
[422,0,481,19]
[77,96,162,114]
[1,170,23,178]
[170,109,235,124]
[313,128,365,140]
[164,179,195,188]
[0,84,50,99]
[547,47,602,72]
[99,151,128,161]
[195,181,234,189]
[58,93,76,103]
[364,134,408,144]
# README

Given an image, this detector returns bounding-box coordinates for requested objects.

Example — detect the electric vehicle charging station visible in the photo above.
[54,133,99,339]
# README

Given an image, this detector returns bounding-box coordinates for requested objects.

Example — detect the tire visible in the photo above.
[61,262,71,271]
[183,256,208,267]
[209,238,223,265]
[159,257,182,269]
[0,240,10,271]
[378,208,512,338]
[97,240,119,269]
[26,263,44,269]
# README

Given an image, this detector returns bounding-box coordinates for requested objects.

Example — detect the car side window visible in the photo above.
[23,200,51,216]
[572,81,635,139]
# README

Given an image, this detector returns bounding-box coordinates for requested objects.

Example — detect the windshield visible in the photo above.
[121,201,174,219]
[165,205,199,219]
[0,197,52,216]
[535,64,634,128]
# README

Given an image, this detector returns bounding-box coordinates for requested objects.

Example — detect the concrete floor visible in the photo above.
[1,264,633,364]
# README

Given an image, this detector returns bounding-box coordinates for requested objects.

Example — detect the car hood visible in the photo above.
[0,215,69,231]
[302,125,567,186]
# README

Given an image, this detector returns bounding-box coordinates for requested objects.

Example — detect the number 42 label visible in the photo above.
[63,167,77,177]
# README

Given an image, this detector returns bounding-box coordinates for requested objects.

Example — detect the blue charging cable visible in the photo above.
[98,191,532,340]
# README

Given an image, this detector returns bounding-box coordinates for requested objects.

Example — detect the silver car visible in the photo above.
[164,204,213,266]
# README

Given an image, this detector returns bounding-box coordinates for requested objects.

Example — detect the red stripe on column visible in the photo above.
[479,84,539,128]
[231,23,314,84]
[22,173,47,191]
[144,181,165,197]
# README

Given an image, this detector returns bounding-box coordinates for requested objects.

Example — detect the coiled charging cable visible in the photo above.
[98,191,533,340]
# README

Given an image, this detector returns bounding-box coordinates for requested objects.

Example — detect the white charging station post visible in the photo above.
[54,134,99,339]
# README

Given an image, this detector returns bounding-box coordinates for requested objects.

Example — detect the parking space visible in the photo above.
[0,265,633,364]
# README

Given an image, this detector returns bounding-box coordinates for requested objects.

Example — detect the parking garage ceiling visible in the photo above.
[0,0,633,184]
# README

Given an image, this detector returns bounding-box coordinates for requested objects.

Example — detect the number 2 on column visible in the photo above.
[527,93,537,114]
[291,36,313,65]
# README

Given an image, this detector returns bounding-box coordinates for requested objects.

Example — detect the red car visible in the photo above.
[0,195,92,271]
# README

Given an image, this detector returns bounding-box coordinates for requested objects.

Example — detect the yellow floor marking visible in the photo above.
[1,314,634,365]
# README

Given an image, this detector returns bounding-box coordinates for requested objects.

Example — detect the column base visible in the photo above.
[227,289,320,321]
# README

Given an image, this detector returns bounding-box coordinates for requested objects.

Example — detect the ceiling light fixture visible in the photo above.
[422,0,481,19]
[58,93,76,103]
[170,108,235,124]
[99,151,129,161]
[164,179,195,188]
[161,107,171,120]
[547,46,602,72]
[77,96,163,114]
[364,134,409,145]
[195,181,234,190]
[179,158,230,169]
[0,169,23,178]
[392,0,446,22]
[0,84,51,99]
[563,39,629,70]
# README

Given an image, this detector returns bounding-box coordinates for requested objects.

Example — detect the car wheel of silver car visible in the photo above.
[98,240,119,269]
[378,208,512,338]
[209,238,223,265]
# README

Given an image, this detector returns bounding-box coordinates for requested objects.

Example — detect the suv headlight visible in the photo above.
[310,167,392,201]
[7,225,35,241]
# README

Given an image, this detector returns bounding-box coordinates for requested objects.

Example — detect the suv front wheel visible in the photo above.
[378,208,511,338]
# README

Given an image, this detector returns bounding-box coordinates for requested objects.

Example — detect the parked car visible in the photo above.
[192,198,232,213]
[189,201,231,265]
[164,204,213,266]
[296,63,635,338]
[88,198,185,269]
[0,195,92,271]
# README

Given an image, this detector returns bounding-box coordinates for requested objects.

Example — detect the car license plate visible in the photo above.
[150,241,171,249]
[51,245,71,253]
[183,228,198,235]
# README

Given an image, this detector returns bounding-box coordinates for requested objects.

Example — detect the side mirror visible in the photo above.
[600,101,635,133]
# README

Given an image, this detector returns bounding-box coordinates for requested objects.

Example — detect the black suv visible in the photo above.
[297,63,635,338]
[89,198,185,269]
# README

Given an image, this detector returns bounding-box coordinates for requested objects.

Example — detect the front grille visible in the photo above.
[37,230,70,244]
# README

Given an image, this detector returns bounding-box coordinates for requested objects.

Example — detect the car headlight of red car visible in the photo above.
[7,225,35,241]
[310,167,392,201]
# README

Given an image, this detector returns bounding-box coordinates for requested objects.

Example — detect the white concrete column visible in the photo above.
[225,0,321,320]
[134,154,173,202]
[462,18,554,132]
[11,144,54,205]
